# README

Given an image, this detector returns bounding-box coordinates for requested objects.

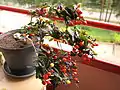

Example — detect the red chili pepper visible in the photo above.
[43,74,49,79]
[47,72,52,76]
[0,32,3,34]
[76,9,82,15]
[74,78,78,81]
[53,55,57,59]
[42,80,47,85]
[46,80,51,84]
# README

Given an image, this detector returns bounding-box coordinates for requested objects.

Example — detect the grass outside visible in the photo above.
[56,21,120,43]
[81,25,114,42]
[81,25,120,43]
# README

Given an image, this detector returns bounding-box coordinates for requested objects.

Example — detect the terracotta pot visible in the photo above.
[0,30,36,77]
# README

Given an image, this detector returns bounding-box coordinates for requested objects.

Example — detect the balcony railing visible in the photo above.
[0,5,120,75]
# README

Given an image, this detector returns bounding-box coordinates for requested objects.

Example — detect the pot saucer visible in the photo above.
[3,62,36,78]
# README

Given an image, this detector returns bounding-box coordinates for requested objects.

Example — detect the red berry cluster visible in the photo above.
[87,39,98,48]
[40,44,80,85]
[72,41,84,55]
[71,38,98,62]
[36,8,48,16]
[42,71,53,85]
[75,3,83,19]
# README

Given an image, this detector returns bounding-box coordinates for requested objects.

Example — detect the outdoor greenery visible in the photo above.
[81,26,114,42]
[81,26,120,44]
[55,21,120,43]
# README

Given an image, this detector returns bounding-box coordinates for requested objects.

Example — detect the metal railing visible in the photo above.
[0,5,120,32]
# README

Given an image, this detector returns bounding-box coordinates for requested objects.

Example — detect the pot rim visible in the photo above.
[0,29,33,50]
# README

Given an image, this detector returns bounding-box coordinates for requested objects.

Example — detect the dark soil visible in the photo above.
[0,34,31,49]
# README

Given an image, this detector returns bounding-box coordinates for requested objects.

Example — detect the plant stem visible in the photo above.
[27,37,38,56]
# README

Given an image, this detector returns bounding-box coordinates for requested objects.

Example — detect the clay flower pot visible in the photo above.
[0,30,36,78]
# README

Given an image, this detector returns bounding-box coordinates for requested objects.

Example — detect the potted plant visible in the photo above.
[0,29,37,77]
[0,2,98,89]
[18,3,98,89]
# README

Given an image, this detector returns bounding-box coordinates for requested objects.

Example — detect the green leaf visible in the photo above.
[49,38,54,41]
[84,39,88,46]
[65,7,76,19]
[54,9,61,17]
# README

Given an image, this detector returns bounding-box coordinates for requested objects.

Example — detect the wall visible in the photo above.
[56,62,120,90]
